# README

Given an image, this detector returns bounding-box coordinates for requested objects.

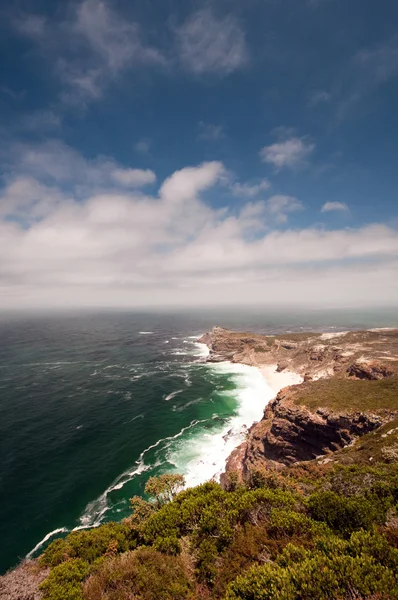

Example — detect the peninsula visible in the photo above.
[198,326,398,483]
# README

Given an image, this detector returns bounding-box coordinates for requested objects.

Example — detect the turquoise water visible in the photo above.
[0,308,397,573]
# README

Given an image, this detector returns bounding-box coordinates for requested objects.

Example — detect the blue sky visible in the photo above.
[0,0,397,309]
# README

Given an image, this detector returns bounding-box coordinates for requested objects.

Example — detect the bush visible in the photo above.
[35,465,398,600]
[40,558,90,600]
[225,562,294,600]
[307,491,386,535]
[348,530,398,570]
[144,473,185,508]
[225,552,398,599]
[83,548,193,600]
[40,522,134,567]
[267,509,315,538]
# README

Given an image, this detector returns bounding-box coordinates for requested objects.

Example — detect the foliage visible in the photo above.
[225,551,398,599]
[40,558,90,600]
[83,548,193,600]
[307,491,387,535]
[293,376,398,412]
[37,464,398,600]
[145,473,186,508]
[129,473,186,528]
[39,522,134,567]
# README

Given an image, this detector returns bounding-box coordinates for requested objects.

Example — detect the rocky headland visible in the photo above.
[198,326,398,484]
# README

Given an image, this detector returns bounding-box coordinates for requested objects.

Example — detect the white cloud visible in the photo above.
[321,201,350,213]
[176,9,248,75]
[134,140,151,154]
[3,140,157,197]
[355,36,398,87]
[265,195,303,223]
[14,0,165,106]
[111,168,156,187]
[13,13,47,37]
[0,142,397,310]
[337,35,398,118]
[20,110,62,132]
[260,136,315,170]
[198,122,225,141]
[232,179,271,197]
[0,177,67,221]
[160,162,226,204]
[308,90,331,107]
[75,0,164,71]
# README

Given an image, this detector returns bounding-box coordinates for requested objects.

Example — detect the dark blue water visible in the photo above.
[0,308,397,573]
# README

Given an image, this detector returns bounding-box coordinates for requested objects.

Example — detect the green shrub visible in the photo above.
[348,530,398,570]
[83,548,193,600]
[144,473,185,508]
[267,509,315,538]
[40,558,90,600]
[225,552,398,599]
[152,535,181,555]
[275,543,309,567]
[39,537,68,568]
[195,538,219,583]
[40,522,134,567]
[225,562,294,600]
[307,491,386,535]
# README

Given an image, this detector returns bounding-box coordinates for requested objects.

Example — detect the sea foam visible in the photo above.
[25,335,274,558]
[166,360,275,487]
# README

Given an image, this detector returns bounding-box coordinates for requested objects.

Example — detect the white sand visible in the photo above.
[320,331,348,340]
[259,364,303,394]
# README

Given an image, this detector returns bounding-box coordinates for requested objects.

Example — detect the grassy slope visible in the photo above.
[291,375,398,412]
[326,417,398,466]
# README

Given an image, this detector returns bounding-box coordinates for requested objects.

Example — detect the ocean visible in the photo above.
[1,307,397,574]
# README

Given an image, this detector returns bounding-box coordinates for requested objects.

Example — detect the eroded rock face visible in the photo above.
[198,326,398,484]
[347,362,394,380]
[224,388,387,483]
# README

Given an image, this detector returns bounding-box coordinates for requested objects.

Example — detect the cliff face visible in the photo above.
[223,387,391,485]
[200,326,398,484]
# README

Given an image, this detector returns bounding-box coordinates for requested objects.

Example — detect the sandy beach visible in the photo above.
[258,363,303,395]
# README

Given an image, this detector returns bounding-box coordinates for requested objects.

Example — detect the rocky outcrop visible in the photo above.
[223,387,392,483]
[347,361,394,380]
[199,326,398,484]
[199,326,398,380]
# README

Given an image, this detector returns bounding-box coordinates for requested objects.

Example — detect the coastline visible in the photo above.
[215,363,304,484]
[195,335,304,481]
[257,363,303,394]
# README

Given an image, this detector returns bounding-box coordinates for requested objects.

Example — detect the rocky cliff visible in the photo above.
[199,326,398,484]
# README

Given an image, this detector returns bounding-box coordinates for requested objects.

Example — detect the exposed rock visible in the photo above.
[198,325,398,483]
[226,387,389,483]
[276,361,288,373]
[280,341,298,350]
[199,325,398,380]
[347,361,394,380]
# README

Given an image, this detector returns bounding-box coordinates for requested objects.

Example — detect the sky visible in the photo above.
[0,0,397,310]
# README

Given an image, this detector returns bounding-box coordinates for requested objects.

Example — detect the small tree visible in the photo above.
[130,474,185,525]
[145,474,185,508]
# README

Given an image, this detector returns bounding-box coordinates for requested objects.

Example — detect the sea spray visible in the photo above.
[166,361,274,487]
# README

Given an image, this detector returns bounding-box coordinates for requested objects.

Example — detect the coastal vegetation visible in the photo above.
[35,453,398,599]
[2,327,398,599]
[292,375,398,412]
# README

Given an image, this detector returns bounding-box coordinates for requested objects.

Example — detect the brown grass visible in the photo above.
[292,376,398,413]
